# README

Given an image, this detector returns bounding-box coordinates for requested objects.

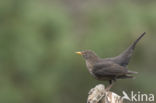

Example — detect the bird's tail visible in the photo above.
[131,32,146,50]
[111,32,146,67]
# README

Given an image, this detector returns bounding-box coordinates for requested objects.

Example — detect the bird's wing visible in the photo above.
[92,61,128,77]
[108,32,145,67]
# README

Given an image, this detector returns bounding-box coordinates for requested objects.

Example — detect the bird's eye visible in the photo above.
[83,53,86,56]
[82,53,87,57]
[84,53,90,59]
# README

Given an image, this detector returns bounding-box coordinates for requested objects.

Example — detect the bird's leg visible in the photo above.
[109,80,112,84]
[106,80,115,91]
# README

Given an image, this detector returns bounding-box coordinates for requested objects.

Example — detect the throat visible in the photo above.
[85,60,98,76]
[85,57,99,70]
[85,56,100,73]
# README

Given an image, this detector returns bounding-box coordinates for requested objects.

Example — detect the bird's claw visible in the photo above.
[106,84,113,91]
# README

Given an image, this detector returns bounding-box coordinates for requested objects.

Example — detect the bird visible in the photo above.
[76,32,146,89]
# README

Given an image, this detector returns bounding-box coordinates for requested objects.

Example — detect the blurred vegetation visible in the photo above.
[0,0,156,103]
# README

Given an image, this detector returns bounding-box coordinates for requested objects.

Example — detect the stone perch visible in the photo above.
[87,84,123,103]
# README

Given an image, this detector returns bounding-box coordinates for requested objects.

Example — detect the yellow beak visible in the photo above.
[75,52,82,55]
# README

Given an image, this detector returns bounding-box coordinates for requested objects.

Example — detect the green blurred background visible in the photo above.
[0,0,156,103]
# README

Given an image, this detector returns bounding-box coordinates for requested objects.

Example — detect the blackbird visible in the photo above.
[76,32,145,89]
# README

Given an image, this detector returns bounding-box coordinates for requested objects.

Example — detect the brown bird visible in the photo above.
[76,32,146,89]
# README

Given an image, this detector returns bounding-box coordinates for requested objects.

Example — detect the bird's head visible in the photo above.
[75,50,99,60]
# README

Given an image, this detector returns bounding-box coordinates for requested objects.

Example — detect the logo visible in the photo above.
[122,91,155,102]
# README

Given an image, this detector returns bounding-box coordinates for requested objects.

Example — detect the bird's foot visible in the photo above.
[106,83,113,91]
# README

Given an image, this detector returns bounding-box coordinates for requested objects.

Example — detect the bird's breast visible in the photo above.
[86,61,96,76]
